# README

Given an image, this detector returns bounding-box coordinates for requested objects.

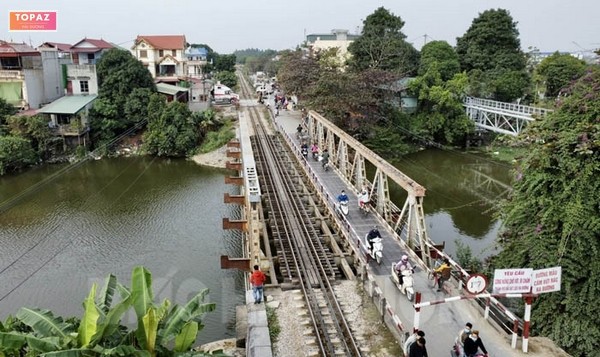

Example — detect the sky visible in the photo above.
[1,0,598,55]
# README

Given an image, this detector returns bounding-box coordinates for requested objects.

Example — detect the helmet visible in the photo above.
[402,255,408,261]
[373,225,378,230]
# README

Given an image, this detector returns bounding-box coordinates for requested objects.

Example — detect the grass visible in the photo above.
[197,121,236,154]
[266,306,281,343]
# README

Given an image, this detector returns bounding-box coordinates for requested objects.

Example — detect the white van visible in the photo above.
[211,83,239,104]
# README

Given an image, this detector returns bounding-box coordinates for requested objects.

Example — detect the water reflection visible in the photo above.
[389,149,513,257]
[0,157,244,344]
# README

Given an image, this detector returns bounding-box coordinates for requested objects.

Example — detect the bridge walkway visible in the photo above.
[271,108,523,356]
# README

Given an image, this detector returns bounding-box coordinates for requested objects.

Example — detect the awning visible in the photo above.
[37,95,97,114]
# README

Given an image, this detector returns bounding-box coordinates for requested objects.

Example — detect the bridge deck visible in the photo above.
[269,105,523,356]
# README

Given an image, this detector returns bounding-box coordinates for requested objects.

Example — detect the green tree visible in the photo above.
[5,115,53,156]
[0,136,37,175]
[143,100,198,157]
[277,50,321,101]
[213,54,236,72]
[215,71,238,89]
[125,87,154,125]
[418,41,460,81]
[409,67,473,143]
[347,7,419,74]
[91,48,156,142]
[537,52,587,98]
[0,97,17,128]
[456,9,529,101]
[493,67,600,357]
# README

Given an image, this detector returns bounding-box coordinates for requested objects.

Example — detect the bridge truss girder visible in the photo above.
[465,105,533,136]
[307,111,434,266]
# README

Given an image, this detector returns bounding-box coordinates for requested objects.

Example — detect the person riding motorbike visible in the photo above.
[337,190,349,203]
[394,255,414,286]
[366,226,382,252]
[300,142,308,157]
[320,149,330,168]
[358,187,369,209]
[310,143,319,159]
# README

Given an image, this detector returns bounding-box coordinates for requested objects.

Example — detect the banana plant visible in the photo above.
[0,266,221,356]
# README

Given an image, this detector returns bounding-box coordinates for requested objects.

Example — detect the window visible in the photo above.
[80,80,89,93]
[140,50,147,58]
[159,50,164,57]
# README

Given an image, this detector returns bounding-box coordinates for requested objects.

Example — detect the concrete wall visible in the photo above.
[66,64,98,95]
[40,50,65,104]
[23,69,44,109]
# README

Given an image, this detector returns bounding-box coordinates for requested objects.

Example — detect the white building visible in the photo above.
[131,35,187,83]
[305,29,360,65]
[65,38,114,95]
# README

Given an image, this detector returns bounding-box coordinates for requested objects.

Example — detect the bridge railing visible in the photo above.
[465,96,553,117]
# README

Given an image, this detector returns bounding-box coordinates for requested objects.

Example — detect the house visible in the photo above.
[37,95,97,148]
[185,46,208,78]
[131,35,187,83]
[37,42,73,104]
[0,41,44,109]
[305,29,359,65]
[65,38,114,96]
[379,77,418,113]
[156,82,189,103]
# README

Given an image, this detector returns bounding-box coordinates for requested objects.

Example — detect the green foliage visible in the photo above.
[419,41,460,81]
[0,135,37,175]
[537,52,587,98]
[409,69,473,144]
[456,9,529,101]
[494,67,600,357]
[348,7,419,74]
[124,88,154,125]
[143,100,198,157]
[277,50,320,101]
[91,48,156,143]
[198,121,235,154]
[265,307,280,343]
[215,71,238,89]
[362,124,412,158]
[5,114,53,157]
[213,54,236,73]
[0,266,218,356]
[454,240,483,273]
[0,97,17,125]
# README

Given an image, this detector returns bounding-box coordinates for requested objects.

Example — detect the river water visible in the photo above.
[0,149,512,342]
[0,157,245,344]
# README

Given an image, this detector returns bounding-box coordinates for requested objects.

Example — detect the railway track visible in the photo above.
[237,73,363,356]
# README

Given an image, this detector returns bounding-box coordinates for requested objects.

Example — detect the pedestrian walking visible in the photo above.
[404,330,425,357]
[408,337,428,357]
[250,265,266,304]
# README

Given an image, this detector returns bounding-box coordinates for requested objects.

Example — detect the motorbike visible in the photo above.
[363,234,383,265]
[359,201,370,215]
[301,147,308,158]
[391,264,415,301]
[312,151,319,160]
[450,339,488,357]
[335,200,349,217]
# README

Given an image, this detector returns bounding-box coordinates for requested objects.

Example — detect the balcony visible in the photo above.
[51,123,89,136]
[0,70,24,80]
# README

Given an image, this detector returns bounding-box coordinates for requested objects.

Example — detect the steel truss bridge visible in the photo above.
[464,96,553,136]
[306,111,437,266]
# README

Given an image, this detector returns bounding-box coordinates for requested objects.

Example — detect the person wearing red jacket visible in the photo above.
[250,265,267,304]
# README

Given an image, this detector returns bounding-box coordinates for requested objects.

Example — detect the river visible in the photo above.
[0,157,245,344]
[0,149,512,343]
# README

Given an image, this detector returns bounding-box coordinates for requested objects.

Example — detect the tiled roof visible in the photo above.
[0,41,39,56]
[39,42,72,52]
[71,38,114,50]
[135,35,186,50]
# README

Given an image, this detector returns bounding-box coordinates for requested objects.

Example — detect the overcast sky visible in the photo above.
[2,0,598,55]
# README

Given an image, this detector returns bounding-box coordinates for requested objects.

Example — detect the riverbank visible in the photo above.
[191,143,229,169]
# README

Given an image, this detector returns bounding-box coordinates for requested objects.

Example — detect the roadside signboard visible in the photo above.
[466,274,488,294]
[492,268,533,294]
[532,266,562,294]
